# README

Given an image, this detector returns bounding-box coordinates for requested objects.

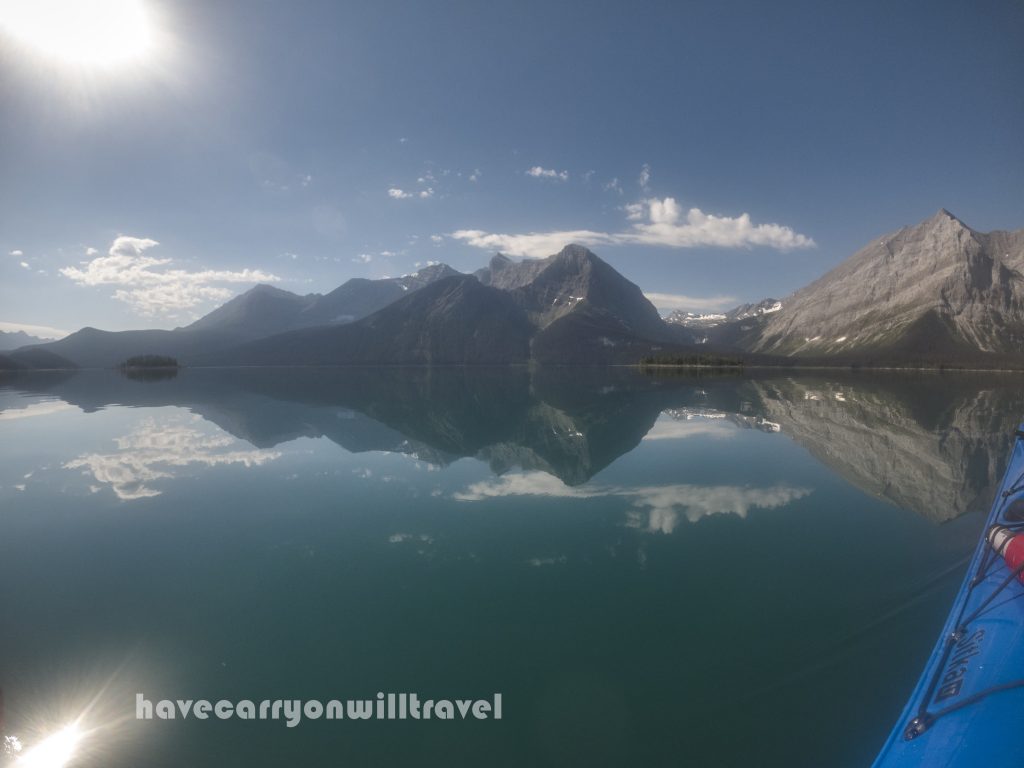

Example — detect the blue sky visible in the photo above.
[1,0,1021,335]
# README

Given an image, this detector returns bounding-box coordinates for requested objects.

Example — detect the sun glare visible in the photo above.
[14,722,83,768]
[0,0,155,69]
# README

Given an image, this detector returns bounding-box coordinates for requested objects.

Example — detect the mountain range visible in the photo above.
[8,210,1024,369]
[665,299,782,333]
[18,244,691,368]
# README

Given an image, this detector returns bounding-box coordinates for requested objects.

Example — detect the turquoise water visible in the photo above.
[0,368,1020,766]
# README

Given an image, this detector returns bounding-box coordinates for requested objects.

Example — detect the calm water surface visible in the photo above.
[1,368,1021,767]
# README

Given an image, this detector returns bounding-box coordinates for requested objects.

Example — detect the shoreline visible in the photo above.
[4,362,1024,375]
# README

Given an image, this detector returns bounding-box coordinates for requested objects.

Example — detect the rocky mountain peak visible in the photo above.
[490,253,513,270]
[914,207,973,239]
[553,243,598,263]
[731,212,1024,361]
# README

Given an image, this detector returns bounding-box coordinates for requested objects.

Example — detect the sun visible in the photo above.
[0,0,155,69]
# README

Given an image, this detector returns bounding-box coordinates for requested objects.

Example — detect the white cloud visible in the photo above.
[9,249,23,257]
[451,228,613,258]
[352,253,373,264]
[64,415,281,501]
[641,418,736,441]
[638,163,651,193]
[0,400,77,421]
[453,470,811,533]
[19,261,30,269]
[0,321,70,338]
[469,169,481,182]
[454,471,606,502]
[624,484,811,533]
[418,187,435,199]
[430,234,444,244]
[643,292,739,312]
[526,166,569,181]
[85,247,98,256]
[60,236,279,317]
[451,197,815,258]
[388,188,413,199]
[631,202,815,250]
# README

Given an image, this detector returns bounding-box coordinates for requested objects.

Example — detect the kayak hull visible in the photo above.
[873,428,1024,767]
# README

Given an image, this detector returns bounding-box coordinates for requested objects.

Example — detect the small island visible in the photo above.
[638,353,744,369]
[119,355,180,380]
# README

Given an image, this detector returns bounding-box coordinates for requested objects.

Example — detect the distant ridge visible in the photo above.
[0,329,51,351]
[20,264,462,367]
[200,246,688,366]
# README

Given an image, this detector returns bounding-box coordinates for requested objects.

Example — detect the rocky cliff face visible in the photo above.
[741,211,1024,361]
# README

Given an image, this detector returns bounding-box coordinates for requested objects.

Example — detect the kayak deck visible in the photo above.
[873,428,1024,767]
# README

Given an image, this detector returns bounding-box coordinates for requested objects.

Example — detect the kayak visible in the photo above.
[873,426,1024,767]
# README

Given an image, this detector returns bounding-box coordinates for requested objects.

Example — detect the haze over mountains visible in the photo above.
[8,210,1024,369]
[0,330,51,351]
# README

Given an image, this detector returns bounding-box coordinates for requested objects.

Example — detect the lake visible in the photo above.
[1,367,1021,767]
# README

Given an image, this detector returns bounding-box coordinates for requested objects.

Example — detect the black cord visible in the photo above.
[903,433,1024,740]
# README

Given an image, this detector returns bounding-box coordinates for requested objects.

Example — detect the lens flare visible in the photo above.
[14,722,82,768]
[0,0,155,69]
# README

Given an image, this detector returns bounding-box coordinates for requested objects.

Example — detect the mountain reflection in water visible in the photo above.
[3,367,1021,522]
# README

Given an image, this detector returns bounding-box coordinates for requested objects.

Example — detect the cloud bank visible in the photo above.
[451,197,815,258]
[61,236,279,316]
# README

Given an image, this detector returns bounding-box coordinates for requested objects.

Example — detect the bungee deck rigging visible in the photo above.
[874,426,1024,767]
